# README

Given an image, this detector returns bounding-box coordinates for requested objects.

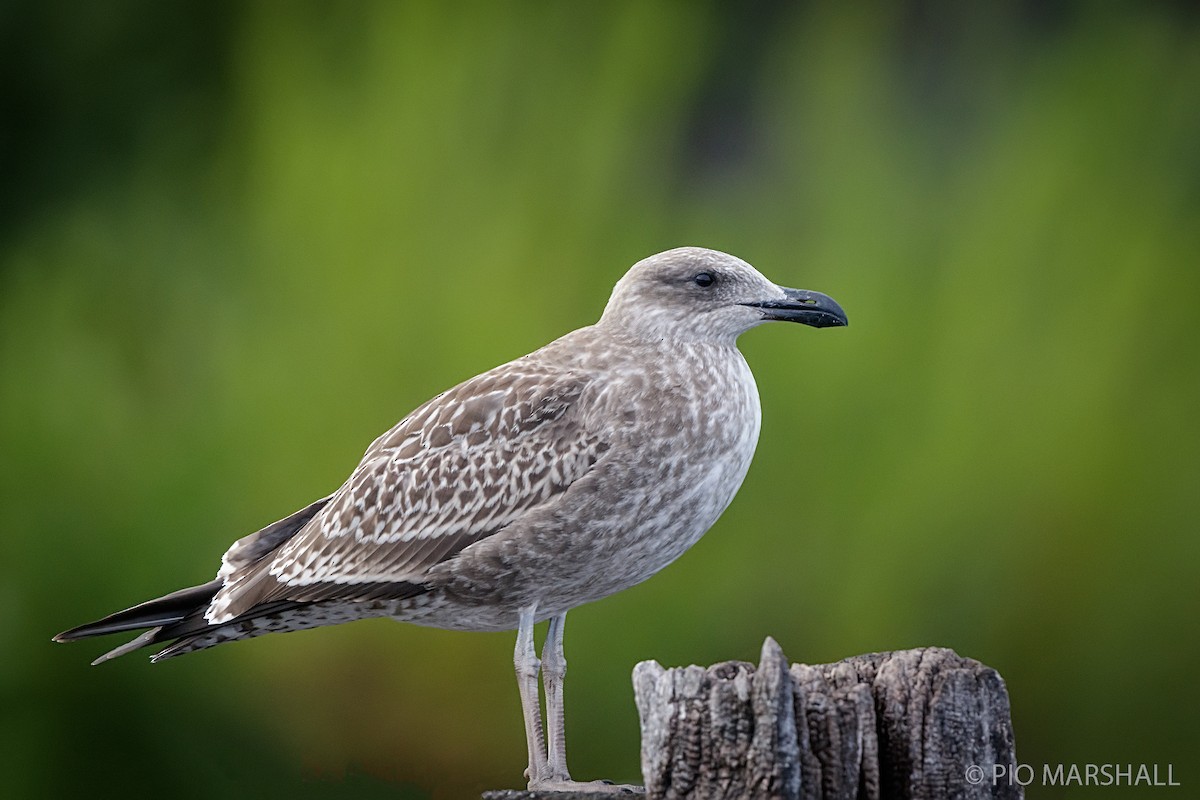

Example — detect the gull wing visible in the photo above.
[208,363,609,623]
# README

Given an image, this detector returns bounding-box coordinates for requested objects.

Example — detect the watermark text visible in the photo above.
[965,763,1180,788]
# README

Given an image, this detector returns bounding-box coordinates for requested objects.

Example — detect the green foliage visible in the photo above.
[2,3,1197,798]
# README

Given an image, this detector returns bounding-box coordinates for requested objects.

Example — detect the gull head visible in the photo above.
[598,247,848,345]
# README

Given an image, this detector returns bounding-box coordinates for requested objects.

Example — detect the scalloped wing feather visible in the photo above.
[207,364,608,623]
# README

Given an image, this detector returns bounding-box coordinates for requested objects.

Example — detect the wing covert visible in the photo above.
[208,365,608,622]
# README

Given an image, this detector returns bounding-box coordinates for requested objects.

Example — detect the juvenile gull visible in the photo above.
[54,246,847,792]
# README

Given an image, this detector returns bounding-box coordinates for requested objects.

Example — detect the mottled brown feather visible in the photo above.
[207,364,609,622]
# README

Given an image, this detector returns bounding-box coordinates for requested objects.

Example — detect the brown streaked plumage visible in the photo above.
[54,246,847,793]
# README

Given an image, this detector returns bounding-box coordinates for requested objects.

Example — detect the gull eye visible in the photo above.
[692,272,715,288]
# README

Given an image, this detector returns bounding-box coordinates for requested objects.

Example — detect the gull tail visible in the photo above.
[53,580,221,665]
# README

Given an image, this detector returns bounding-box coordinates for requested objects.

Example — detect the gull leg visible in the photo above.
[528,611,645,795]
[514,605,548,785]
[541,612,570,782]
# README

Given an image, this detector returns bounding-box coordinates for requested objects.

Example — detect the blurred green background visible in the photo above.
[3,2,1198,798]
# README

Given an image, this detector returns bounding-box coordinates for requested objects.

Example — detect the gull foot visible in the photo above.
[528,778,644,794]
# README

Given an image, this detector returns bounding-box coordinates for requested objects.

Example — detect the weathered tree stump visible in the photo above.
[484,639,1018,800]
[633,638,1019,800]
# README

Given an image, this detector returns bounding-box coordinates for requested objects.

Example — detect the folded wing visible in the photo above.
[207,364,609,623]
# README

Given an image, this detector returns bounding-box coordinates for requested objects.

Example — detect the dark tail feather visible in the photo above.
[53,580,222,663]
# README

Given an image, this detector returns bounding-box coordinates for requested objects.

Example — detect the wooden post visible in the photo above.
[634,638,1019,800]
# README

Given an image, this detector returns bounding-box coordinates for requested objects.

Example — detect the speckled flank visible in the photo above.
[68,246,842,662]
